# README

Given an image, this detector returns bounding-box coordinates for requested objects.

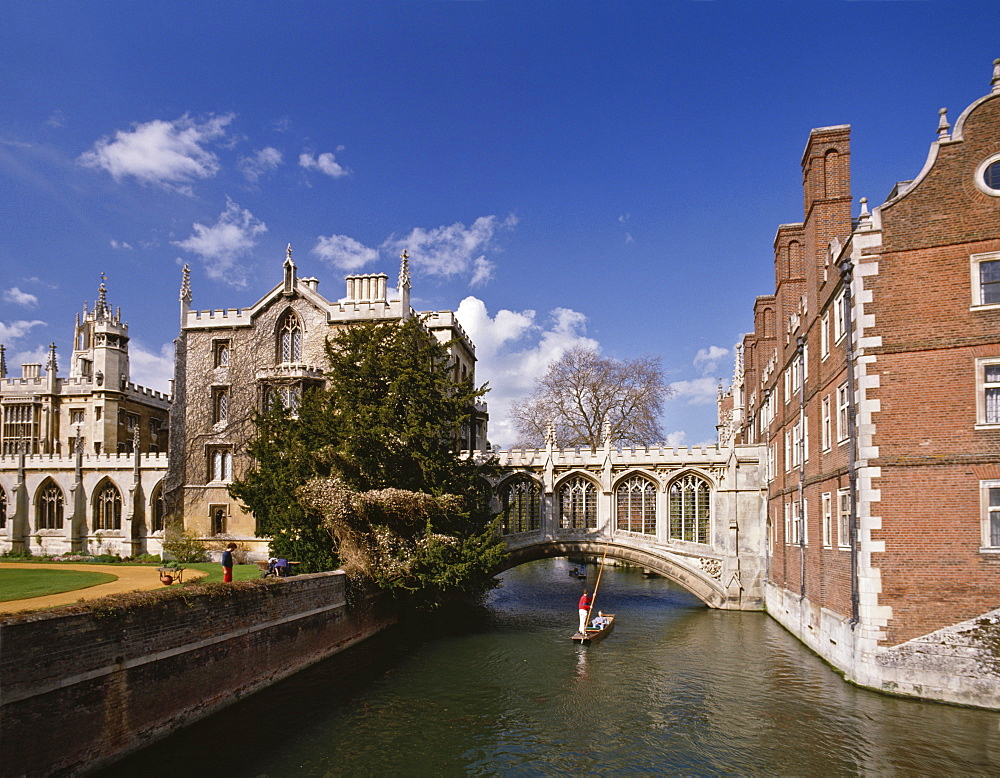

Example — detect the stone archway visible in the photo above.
[496,538,734,609]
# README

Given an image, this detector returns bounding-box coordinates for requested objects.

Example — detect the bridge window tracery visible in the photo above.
[669,474,710,543]
[500,477,541,534]
[616,475,656,534]
[559,476,597,530]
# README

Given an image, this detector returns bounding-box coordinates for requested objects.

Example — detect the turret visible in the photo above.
[69,275,130,387]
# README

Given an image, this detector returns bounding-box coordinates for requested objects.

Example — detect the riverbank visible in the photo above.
[0,570,396,776]
[0,562,209,613]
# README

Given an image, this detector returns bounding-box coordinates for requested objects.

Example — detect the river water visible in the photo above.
[103,559,1000,775]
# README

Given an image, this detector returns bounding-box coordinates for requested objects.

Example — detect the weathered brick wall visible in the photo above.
[0,572,395,776]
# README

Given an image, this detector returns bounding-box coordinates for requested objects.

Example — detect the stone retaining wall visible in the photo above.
[0,572,396,776]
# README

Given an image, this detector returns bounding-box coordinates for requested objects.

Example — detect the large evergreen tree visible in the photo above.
[230,316,502,594]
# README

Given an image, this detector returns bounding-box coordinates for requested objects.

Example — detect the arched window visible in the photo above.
[0,488,6,529]
[37,481,64,530]
[94,482,122,530]
[669,474,711,543]
[616,475,656,534]
[151,483,165,533]
[500,477,541,534]
[278,310,302,363]
[559,476,597,530]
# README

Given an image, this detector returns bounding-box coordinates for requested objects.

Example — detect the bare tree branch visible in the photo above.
[510,346,672,448]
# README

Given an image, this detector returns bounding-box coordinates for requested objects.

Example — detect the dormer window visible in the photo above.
[278,311,302,363]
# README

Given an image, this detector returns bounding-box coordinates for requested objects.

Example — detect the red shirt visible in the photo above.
[578,593,593,610]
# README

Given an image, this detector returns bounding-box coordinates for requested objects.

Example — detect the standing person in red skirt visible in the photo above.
[577,589,593,634]
[222,543,237,583]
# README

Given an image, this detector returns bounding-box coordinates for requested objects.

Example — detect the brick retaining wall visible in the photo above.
[0,572,396,776]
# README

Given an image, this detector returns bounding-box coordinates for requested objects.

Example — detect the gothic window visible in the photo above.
[559,476,597,530]
[0,488,6,529]
[212,387,230,424]
[500,476,541,534]
[616,475,656,534]
[151,483,165,533]
[213,340,230,368]
[278,311,302,363]
[668,474,710,543]
[94,482,122,530]
[209,447,233,482]
[262,384,302,415]
[37,481,64,530]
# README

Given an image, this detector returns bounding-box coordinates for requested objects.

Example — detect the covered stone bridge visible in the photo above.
[485,440,767,610]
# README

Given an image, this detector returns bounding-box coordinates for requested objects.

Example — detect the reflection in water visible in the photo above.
[102,560,1000,776]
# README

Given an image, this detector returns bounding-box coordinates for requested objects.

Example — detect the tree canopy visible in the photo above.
[511,346,671,448]
[230,315,503,603]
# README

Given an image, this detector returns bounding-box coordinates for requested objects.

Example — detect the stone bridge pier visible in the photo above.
[485,441,767,610]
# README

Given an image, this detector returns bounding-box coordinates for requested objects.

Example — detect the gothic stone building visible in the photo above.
[167,247,486,558]
[721,60,1000,707]
[0,280,170,557]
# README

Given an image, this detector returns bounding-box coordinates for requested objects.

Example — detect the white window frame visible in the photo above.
[822,492,832,548]
[971,251,1000,310]
[836,383,850,443]
[766,444,775,482]
[975,357,1000,429]
[838,489,851,549]
[981,480,1000,551]
[821,395,831,451]
[784,430,792,472]
[820,313,830,358]
[784,502,791,545]
[833,290,846,343]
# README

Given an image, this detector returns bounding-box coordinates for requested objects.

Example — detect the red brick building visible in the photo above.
[724,59,1000,705]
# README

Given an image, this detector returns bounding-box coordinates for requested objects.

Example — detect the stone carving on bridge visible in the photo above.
[699,557,723,580]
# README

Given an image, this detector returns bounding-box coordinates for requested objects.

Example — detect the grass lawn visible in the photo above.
[180,562,260,584]
[0,568,118,601]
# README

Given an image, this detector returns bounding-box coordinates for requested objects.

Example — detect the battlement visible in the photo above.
[423,310,475,350]
[475,444,728,469]
[186,307,252,327]
[0,451,170,468]
[124,382,172,403]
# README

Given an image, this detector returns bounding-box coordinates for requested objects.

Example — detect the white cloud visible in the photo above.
[110,239,133,250]
[0,319,45,341]
[455,296,598,447]
[383,214,517,284]
[10,345,50,370]
[470,257,495,287]
[299,151,348,178]
[78,113,234,193]
[238,147,282,184]
[693,345,730,376]
[45,110,66,129]
[129,341,174,394]
[3,288,39,308]
[664,430,688,447]
[669,376,720,406]
[312,234,379,272]
[173,198,267,286]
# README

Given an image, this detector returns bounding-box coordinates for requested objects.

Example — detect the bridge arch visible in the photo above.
[496,538,731,609]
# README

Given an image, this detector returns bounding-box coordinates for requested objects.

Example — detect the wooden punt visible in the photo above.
[571,613,615,644]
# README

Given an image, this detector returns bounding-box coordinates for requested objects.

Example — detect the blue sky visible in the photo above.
[1,2,997,447]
